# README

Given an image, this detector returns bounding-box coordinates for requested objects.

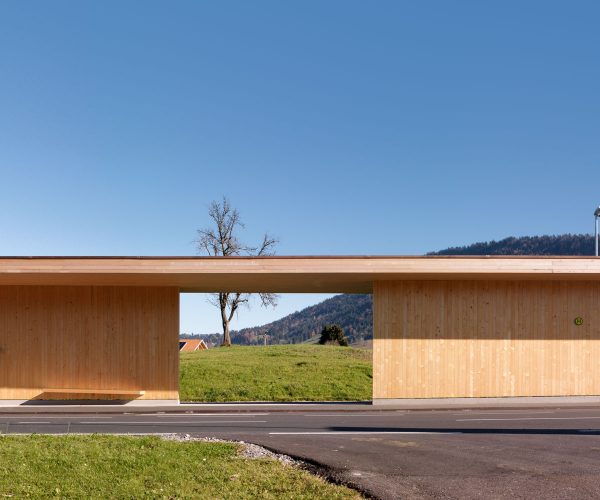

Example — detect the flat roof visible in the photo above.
[0,256,599,293]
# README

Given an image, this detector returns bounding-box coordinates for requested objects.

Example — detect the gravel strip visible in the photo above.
[161,433,299,466]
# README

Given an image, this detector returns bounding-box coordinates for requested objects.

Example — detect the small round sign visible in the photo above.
[574,317,583,326]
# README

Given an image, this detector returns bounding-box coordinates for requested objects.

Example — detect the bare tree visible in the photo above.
[196,197,278,346]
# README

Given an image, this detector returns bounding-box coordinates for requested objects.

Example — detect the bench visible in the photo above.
[42,388,145,396]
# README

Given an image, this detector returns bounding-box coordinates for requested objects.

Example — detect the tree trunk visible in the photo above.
[221,305,232,347]
[222,322,231,346]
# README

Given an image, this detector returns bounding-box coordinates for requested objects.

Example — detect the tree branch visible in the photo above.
[196,197,279,345]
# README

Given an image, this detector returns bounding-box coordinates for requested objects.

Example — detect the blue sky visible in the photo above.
[1,2,599,333]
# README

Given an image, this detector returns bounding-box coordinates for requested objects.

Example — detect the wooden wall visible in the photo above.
[0,286,179,400]
[373,280,600,399]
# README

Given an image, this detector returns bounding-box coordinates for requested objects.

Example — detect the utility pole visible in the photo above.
[595,207,600,256]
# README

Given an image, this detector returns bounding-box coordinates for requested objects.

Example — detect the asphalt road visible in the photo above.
[3,405,600,499]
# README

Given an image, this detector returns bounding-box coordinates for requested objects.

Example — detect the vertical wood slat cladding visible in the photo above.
[373,280,600,399]
[0,286,179,400]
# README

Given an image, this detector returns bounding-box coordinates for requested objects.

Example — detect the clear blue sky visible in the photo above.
[1,2,598,333]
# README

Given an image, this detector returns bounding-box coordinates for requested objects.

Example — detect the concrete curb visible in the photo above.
[1,397,600,414]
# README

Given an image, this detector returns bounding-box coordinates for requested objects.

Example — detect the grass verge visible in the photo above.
[0,435,360,499]
[180,344,372,402]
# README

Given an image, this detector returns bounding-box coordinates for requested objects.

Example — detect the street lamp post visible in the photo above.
[595,207,600,257]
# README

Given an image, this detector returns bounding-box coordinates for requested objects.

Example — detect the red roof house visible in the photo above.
[179,339,208,352]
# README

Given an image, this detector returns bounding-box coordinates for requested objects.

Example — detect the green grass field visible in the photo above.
[180,345,372,402]
[0,435,360,499]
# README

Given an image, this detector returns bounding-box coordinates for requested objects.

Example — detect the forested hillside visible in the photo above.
[232,294,372,345]
[429,234,594,256]
[186,294,373,346]
[188,234,594,345]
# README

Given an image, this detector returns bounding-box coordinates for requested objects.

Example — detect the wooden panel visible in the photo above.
[0,257,598,293]
[0,286,179,400]
[373,280,600,399]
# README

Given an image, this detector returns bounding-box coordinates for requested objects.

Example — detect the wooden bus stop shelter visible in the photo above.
[0,256,599,404]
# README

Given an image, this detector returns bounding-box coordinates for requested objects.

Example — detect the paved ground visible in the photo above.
[3,405,600,499]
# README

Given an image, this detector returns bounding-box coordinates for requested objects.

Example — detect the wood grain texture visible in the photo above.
[0,286,179,400]
[373,280,600,399]
[0,257,599,293]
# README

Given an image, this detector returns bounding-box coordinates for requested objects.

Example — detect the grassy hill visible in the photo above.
[179,345,372,402]
[189,234,594,346]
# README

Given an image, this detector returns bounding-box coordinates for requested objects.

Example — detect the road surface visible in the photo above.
[2,405,600,499]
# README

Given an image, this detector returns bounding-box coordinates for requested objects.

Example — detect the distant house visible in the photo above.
[179,339,208,352]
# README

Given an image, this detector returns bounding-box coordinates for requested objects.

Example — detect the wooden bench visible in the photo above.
[42,389,145,396]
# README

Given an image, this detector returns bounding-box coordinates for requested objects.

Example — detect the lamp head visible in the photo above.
[595,207,600,217]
